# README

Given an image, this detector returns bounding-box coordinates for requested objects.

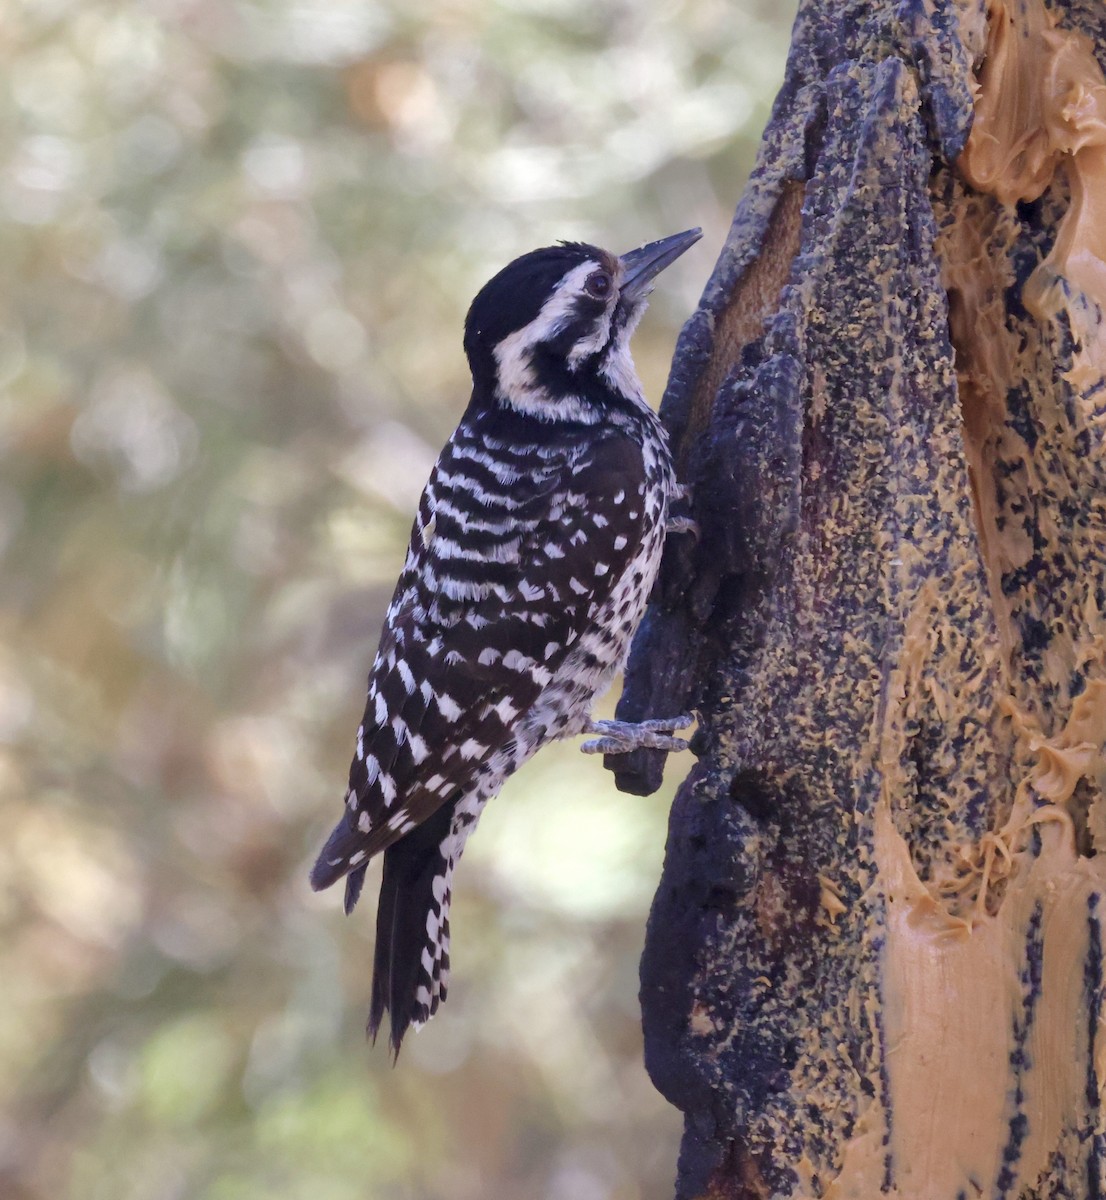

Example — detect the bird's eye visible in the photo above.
[584,270,612,299]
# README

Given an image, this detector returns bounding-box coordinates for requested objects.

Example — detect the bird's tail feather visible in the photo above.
[368,798,458,1057]
[343,864,367,914]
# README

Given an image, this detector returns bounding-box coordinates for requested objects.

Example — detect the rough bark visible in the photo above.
[608,1,1106,1197]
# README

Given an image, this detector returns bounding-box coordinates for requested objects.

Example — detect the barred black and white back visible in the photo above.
[310,231,700,1054]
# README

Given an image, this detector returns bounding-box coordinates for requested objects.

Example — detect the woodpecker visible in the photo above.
[310,228,701,1054]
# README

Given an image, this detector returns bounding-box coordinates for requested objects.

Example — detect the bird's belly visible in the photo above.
[519,519,665,749]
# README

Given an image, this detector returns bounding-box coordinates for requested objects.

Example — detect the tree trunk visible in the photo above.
[608,1,1106,1196]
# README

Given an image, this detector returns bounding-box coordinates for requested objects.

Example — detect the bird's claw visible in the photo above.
[665,515,699,539]
[580,714,694,755]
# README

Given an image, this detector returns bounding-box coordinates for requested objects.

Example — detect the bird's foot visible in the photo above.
[580,714,694,755]
[665,515,699,539]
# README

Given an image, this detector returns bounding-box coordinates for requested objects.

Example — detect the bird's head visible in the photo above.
[463,229,701,423]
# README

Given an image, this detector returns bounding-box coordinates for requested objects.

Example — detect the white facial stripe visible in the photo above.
[566,290,616,368]
[564,258,629,368]
[492,258,631,422]
[493,261,599,394]
[493,323,541,407]
[566,310,612,368]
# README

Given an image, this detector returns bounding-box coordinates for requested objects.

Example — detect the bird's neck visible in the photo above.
[463,384,674,486]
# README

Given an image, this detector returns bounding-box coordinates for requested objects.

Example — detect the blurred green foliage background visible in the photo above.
[0,1,795,1197]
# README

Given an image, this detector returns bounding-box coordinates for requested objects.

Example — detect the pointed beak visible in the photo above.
[619,228,702,303]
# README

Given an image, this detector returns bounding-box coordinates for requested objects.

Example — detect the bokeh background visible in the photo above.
[0,2,796,1197]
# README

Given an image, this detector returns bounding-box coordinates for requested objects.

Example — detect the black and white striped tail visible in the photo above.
[368,799,456,1056]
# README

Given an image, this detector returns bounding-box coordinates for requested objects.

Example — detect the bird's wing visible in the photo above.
[310,419,652,892]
